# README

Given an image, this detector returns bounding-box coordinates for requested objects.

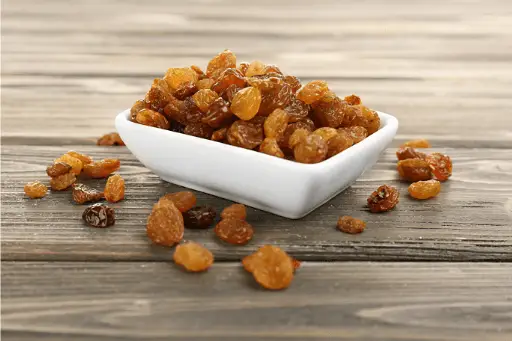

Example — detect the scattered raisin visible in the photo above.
[184,123,214,139]
[97,132,125,146]
[227,120,264,149]
[46,162,72,177]
[338,126,368,144]
[136,109,170,130]
[426,152,452,181]
[401,139,431,148]
[162,191,197,213]
[367,185,399,213]
[297,80,329,104]
[72,183,104,204]
[83,159,121,179]
[146,199,184,246]
[211,127,228,142]
[206,50,236,80]
[82,203,115,228]
[221,203,247,220]
[337,216,366,234]
[396,147,427,161]
[294,134,328,164]
[24,181,48,199]
[202,97,234,128]
[192,89,219,113]
[242,245,294,290]
[50,172,76,191]
[211,68,246,94]
[55,154,82,175]
[291,258,301,271]
[259,137,285,158]
[173,242,214,272]
[397,159,432,182]
[230,87,262,121]
[408,179,441,200]
[214,218,254,245]
[183,206,216,229]
[104,174,125,203]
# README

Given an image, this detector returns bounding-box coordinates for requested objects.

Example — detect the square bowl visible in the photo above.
[116,110,398,219]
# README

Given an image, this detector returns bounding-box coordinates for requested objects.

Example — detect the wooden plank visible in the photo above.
[2,145,511,262]
[2,261,512,340]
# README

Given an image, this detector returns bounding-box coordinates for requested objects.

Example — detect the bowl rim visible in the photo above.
[116,109,398,172]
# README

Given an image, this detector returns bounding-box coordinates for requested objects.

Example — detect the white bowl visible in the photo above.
[116,109,398,219]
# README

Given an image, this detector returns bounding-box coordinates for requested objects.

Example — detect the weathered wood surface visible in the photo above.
[2,262,512,341]
[2,145,511,261]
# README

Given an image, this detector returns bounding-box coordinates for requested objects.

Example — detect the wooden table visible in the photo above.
[2,0,512,340]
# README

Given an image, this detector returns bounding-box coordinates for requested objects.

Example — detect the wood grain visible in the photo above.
[2,145,511,262]
[2,261,512,341]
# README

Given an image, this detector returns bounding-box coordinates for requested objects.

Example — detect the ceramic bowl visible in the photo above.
[116,110,398,219]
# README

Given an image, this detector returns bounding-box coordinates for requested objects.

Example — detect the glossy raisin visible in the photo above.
[211,127,228,142]
[104,174,125,203]
[164,67,198,92]
[97,132,125,146]
[24,181,48,199]
[227,120,264,149]
[426,152,452,181]
[54,154,82,175]
[162,191,197,213]
[259,137,285,158]
[221,203,247,220]
[350,106,380,135]
[264,109,289,139]
[145,78,173,111]
[237,62,250,76]
[83,159,121,179]
[259,82,292,116]
[214,218,254,245]
[72,183,104,204]
[283,96,309,122]
[202,97,234,128]
[230,87,262,121]
[50,172,76,191]
[311,96,346,128]
[184,123,213,139]
[408,179,441,200]
[163,97,187,125]
[284,75,302,93]
[46,162,72,177]
[337,216,366,234]
[263,64,282,75]
[397,159,432,182]
[338,126,368,144]
[206,50,236,80]
[136,109,170,130]
[211,68,246,94]
[221,84,242,102]
[191,65,205,78]
[312,127,338,143]
[344,94,362,105]
[242,245,294,290]
[66,151,94,165]
[401,139,431,148]
[245,60,266,77]
[146,198,184,246]
[192,89,219,113]
[297,80,329,104]
[278,120,315,149]
[130,100,147,121]
[82,203,115,228]
[367,185,399,213]
[327,131,354,158]
[183,206,217,229]
[173,81,198,100]
[396,147,427,161]
[294,134,328,164]
[196,78,215,90]
[173,242,214,272]
[288,128,310,149]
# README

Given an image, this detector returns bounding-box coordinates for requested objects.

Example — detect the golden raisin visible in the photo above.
[245,60,266,77]
[296,80,329,104]
[173,242,214,272]
[162,191,197,213]
[408,179,441,200]
[327,131,354,158]
[97,132,125,146]
[83,159,121,179]
[367,185,399,213]
[264,109,289,139]
[230,87,262,121]
[164,67,198,92]
[184,123,214,139]
[337,216,366,234]
[202,97,233,128]
[279,121,315,150]
[396,147,427,161]
[291,258,302,272]
[258,82,292,116]
[312,127,338,143]
[211,127,228,142]
[338,126,368,144]
[350,106,380,135]
[263,64,282,75]
[196,78,215,90]
[136,109,170,130]
[191,89,219,113]
[173,81,198,100]
[221,203,247,220]
[191,65,205,78]
[211,68,246,94]
[242,245,294,290]
[397,159,432,182]
[145,78,173,111]
[46,162,72,177]
[214,218,254,245]
[311,96,346,128]
[206,49,236,80]
[66,151,94,164]
[426,152,452,181]
[54,154,82,175]
[227,120,264,149]
[237,62,250,76]
[288,128,310,149]
[344,94,362,105]
[24,181,48,199]
[104,174,125,203]
[50,172,77,191]
[283,96,309,122]
[401,139,431,148]
[147,199,184,247]
[130,100,147,121]
[72,183,104,204]
[259,137,285,158]
[294,134,328,164]
[284,75,302,94]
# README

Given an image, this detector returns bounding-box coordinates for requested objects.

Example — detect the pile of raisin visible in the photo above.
[131,50,380,163]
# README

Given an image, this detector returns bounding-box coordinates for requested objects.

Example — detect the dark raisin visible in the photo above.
[183,206,217,229]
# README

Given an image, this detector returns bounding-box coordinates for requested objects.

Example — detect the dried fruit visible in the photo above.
[294,134,328,164]
[283,96,309,122]
[72,183,104,204]
[297,80,329,104]
[211,127,228,142]
[396,147,427,161]
[178,97,202,124]
[327,131,353,158]
[211,68,246,94]
[162,191,197,213]
[311,96,346,128]
[367,185,399,213]
[206,50,236,80]
[83,159,121,179]
[136,109,170,130]
[221,203,247,220]
[202,97,234,128]
[183,206,216,229]
[426,152,452,181]
[401,139,431,148]
[97,132,125,146]
[337,216,366,234]
[104,174,125,203]
[227,120,264,149]
[184,123,214,139]
[344,94,361,105]
[145,78,173,111]
[24,181,48,199]
[237,62,250,76]
[288,128,310,149]
[192,89,219,113]
[242,245,294,290]
[46,162,72,177]
[55,154,82,175]
[50,172,76,191]
[397,159,432,182]
[408,179,441,200]
[258,82,292,115]
[312,127,338,143]
[173,81,198,100]
[163,97,186,124]
[259,137,285,158]
[82,203,115,228]
[214,218,254,245]
[279,121,315,149]
[146,199,184,246]
[245,60,266,77]
[263,64,282,75]
[191,65,205,78]
[66,151,93,165]
[221,84,242,102]
[284,75,302,93]
[130,100,147,121]
[351,106,380,135]
[230,87,262,121]
[264,109,289,139]
[196,78,215,90]
[338,126,368,144]
[164,67,198,92]
[173,242,214,272]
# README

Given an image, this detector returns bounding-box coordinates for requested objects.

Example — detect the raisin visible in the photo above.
[170,121,185,133]
[24,181,48,199]
[184,123,214,139]
[163,97,187,125]
[162,191,197,213]
[104,174,125,203]
[130,100,147,121]
[72,183,104,204]
[396,147,427,161]
[173,81,198,100]
[312,127,338,143]
[344,94,362,105]
[183,206,216,229]
[263,64,282,75]
[46,162,72,177]
[296,80,329,104]
[426,152,452,181]
[82,203,115,228]
[259,82,292,115]
[278,121,315,149]
[237,62,250,76]
[206,49,236,80]
[211,127,228,142]
[245,60,266,77]
[337,216,366,234]
[175,97,201,124]
[55,154,82,175]
[196,78,215,90]
[97,132,125,146]
[283,96,309,122]
[221,84,242,102]
[294,134,328,164]
[164,67,198,92]
[259,137,285,158]
[221,203,247,220]
[311,96,346,128]
[211,68,246,94]
[136,109,170,130]
[401,139,431,148]
[147,199,184,246]
[214,218,254,245]
[202,97,234,128]
[367,185,399,213]
[408,179,441,200]
[397,159,432,182]
[173,242,214,272]
[247,75,283,91]
[327,131,354,158]
[350,106,380,135]
[83,159,121,179]
[230,87,262,121]
[145,78,173,111]
[227,120,264,149]
[242,245,294,290]
[284,75,302,93]
[191,65,205,78]
[50,172,76,191]
[288,128,310,149]
[66,151,94,164]
[192,89,219,113]
[264,109,289,139]
[338,126,368,144]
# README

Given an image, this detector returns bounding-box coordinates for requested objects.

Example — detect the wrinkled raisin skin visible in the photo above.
[82,203,115,228]
[202,97,234,128]
[294,134,328,164]
[147,199,184,246]
[396,147,426,161]
[367,185,399,213]
[162,192,197,213]
[426,152,452,181]
[243,245,294,290]
[97,132,126,146]
[214,218,254,245]
[72,183,104,204]
[24,181,48,199]
[401,139,431,148]
[104,174,125,203]
[408,180,441,200]
[50,172,76,191]
[46,162,72,177]
[227,120,264,149]
[183,206,216,229]
[397,159,432,182]
[83,159,121,179]
[337,216,366,234]
[221,204,247,220]
[173,242,214,272]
